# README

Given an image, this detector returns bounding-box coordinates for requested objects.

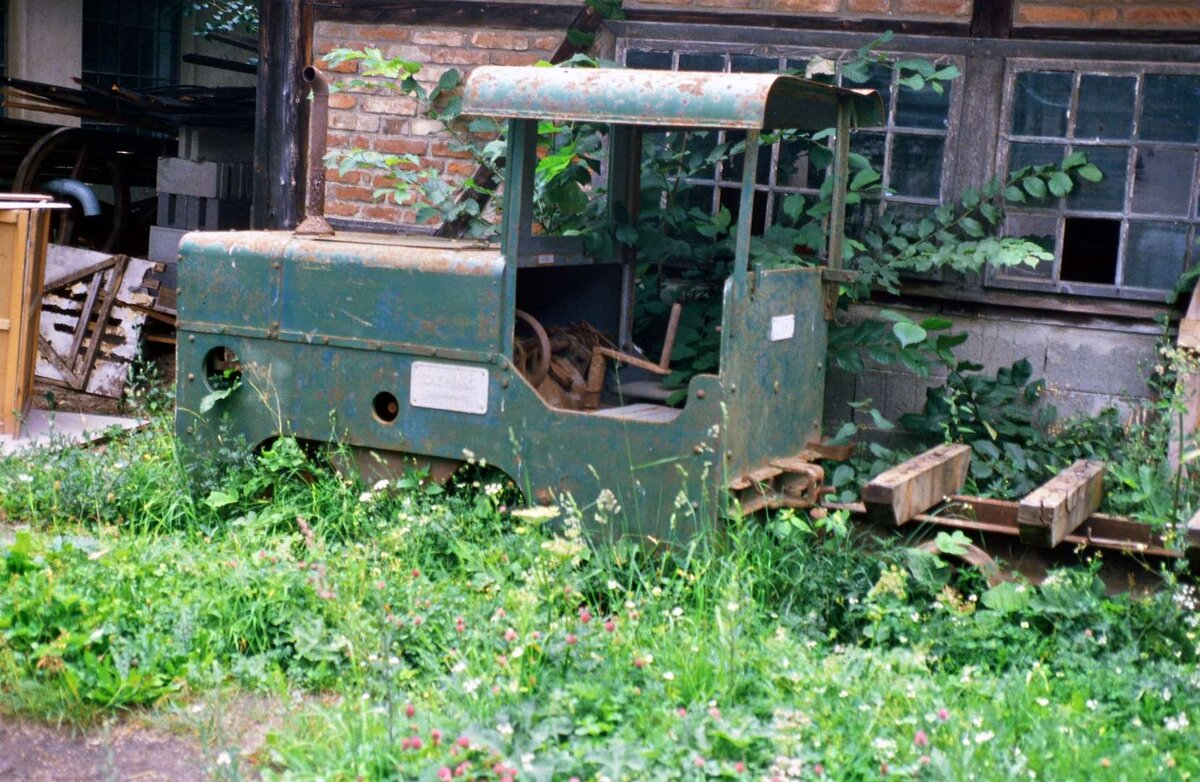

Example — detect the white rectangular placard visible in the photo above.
[410,361,489,415]
[770,314,796,342]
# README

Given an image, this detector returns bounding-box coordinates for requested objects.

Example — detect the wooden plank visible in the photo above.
[1017,459,1106,547]
[861,443,971,526]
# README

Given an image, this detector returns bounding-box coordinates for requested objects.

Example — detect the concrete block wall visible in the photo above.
[823,302,1162,436]
[312,22,562,226]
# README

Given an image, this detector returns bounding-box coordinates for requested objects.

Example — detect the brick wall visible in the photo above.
[313,21,562,226]
[1014,0,1200,29]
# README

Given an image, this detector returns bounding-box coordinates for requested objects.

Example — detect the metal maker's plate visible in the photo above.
[410,361,489,415]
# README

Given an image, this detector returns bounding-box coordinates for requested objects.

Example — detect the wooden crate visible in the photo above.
[0,203,54,436]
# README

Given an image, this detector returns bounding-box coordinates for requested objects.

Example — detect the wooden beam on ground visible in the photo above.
[862,443,971,526]
[1017,460,1105,547]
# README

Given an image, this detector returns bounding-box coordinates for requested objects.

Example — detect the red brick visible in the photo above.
[761,0,841,11]
[430,48,492,65]
[533,35,561,50]
[323,201,360,217]
[411,29,468,47]
[445,161,477,177]
[362,205,402,221]
[327,93,356,110]
[489,51,544,66]
[1092,7,1118,23]
[323,59,358,74]
[361,95,419,115]
[471,31,530,50]
[431,142,474,160]
[373,138,429,155]
[848,0,891,11]
[325,169,367,185]
[1121,6,1200,26]
[332,185,376,202]
[366,27,411,42]
[894,0,970,16]
[1016,4,1091,23]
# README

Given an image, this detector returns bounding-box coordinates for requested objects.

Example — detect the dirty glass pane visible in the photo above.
[1075,75,1135,140]
[678,52,725,73]
[776,138,827,191]
[647,130,718,182]
[1066,146,1128,212]
[1140,74,1200,143]
[625,49,672,70]
[1132,148,1195,216]
[851,131,886,175]
[725,131,772,185]
[998,212,1058,281]
[1007,142,1066,174]
[889,135,944,199]
[1123,222,1190,290]
[674,182,717,215]
[895,82,951,129]
[850,62,893,109]
[730,54,780,73]
[1011,71,1072,137]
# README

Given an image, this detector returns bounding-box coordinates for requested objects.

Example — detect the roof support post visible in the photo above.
[826,97,852,271]
[500,118,538,361]
[732,130,760,293]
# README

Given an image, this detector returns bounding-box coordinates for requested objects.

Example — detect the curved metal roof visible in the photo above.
[462,66,884,130]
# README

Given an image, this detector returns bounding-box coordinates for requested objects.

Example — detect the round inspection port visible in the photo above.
[373,391,400,424]
[203,346,242,391]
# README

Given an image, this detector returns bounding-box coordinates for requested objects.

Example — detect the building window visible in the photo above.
[621,46,960,238]
[81,0,180,90]
[992,62,1200,299]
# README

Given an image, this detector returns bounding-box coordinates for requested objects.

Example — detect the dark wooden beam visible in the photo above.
[253,0,306,230]
[969,0,1012,38]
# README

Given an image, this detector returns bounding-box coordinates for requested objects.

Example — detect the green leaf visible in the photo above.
[1061,151,1087,170]
[1047,171,1073,197]
[1076,164,1103,182]
[905,548,951,591]
[1022,176,1047,199]
[199,385,238,414]
[981,581,1032,614]
[850,168,882,190]
[960,216,985,238]
[934,530,972,556]
[1003,185,1026,203]
[869,408,895,431]
[204,489,238,510]
[893,321,927,348]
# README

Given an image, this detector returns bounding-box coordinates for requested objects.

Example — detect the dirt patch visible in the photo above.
[0,714,206,782]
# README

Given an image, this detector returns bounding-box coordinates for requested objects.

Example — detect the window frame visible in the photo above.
[610,22,1200,312]
[988,58,1200,301]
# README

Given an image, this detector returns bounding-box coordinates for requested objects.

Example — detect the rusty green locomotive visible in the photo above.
[175,66,882,540]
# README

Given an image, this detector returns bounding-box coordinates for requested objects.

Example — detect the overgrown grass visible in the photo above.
[1,417,1198,780]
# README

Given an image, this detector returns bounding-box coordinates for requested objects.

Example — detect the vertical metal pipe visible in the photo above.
[294,65,335,236]
[732,130,760,292]
[827,97,852,271]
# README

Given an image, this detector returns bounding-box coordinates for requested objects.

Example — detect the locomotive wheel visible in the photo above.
[514,309,552,387]
[14,127,135,252]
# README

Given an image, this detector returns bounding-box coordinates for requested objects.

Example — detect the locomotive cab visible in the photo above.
[176,66,882,540]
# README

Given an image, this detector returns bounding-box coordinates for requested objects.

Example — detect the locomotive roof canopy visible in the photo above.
[462,66,885,131]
